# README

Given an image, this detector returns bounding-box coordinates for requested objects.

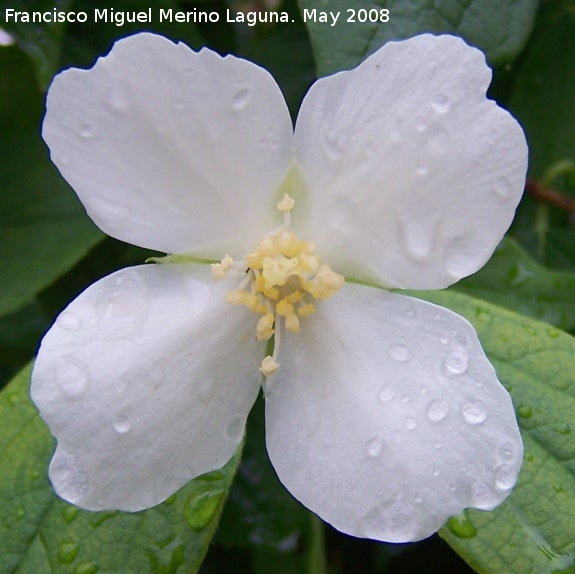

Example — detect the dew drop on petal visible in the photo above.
[494,176,513,199]
[439,332,450,345]
[79,124,93,139]
[55,355,90,398]
[426,400,450,422]
[405,417,417,430]
[444,346,469,375]
[461,400,488,425]
[113,415,131,434]
[434,441,443,450]
[415,116,427,132]
[50,452,89,504]
[401,394,410,403]
[498,440,516,462]
[57,311,82,332]
[320,128,344,162]
[494,463,517,490]
[432,93,450,113]
[419,386,428,395]
[226,416,244,442]
[232,88,251,110]
[414,494,423,504]
[107,86,129,113]
[366,436,383,457]
[416,161,428,176]
[432,469,441,477]
[378,386,395,403]
[388,343,410,363]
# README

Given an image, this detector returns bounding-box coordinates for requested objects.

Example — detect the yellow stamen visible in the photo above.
[222,194,344,376]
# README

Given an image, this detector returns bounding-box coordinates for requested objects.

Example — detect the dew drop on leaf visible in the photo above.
[57,540,80,564]
[62,505,80,524]
[446,512,477,539]
[184,484,226,531]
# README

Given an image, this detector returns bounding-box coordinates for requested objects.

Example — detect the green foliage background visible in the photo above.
[1,0,575,573]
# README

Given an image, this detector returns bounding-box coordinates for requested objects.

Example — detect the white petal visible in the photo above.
[43,32,293,257]
[294,34,527,289]
[31,264,263,511]
[265,284,522,542]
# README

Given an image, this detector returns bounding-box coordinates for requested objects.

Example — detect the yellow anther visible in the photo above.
[285,313,300,333]
[276,299,294,317]
[211,254,234,280]
[257,313,275,341]
[260,355,280,377]
[277,193,295,213]
[298,303,316,317]
[262,256,297,288]
[284,291,303,304]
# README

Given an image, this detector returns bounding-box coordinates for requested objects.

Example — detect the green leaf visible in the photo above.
[298,0,537,76]
[0,364,242,573]
[453,238,575,331]
[414,290,575,574]
[0,128,103,318]
[1,0,73,90]
[510,3,575,179]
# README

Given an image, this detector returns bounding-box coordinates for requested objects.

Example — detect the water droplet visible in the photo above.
[226,416,244,442]
[184,484,226,531]
[432,468,440,477]
[556,423,571,436]
[517,405,533,419]
[107,86,129,112]
[446,512,477,539]
[79,124,93,139]
[498,440,516,462]
[232,88,251,110]
[147,536,185,574]
[547,328,560,339]
[362,498,416,540]
[444,346,469,375]
[113,415,131,434]
[400,219,434,260]
[494,463,517,490]
[58,540,79,564]
[7,392,19,406]
[366,436,383,457]
[55,355,90,398]
[378,386,395,403]
[553,483,564,494]
[414,494,423,504]
[50,452,89,504]
[434,441,443,450]
[57,311,82,331]
[90,510,118,527]
[415,116,427,131]
[62,505,80,524]
[74,561,99,574]
[494,176,513,199]
[426,400,450,422]
[320,128,344,161]
[416,161,428,175]
[164,494,177,505]
[401,394,410,403]
[388,343,410,363]
[432,93,450,113]
[449,483,458,492]
[419,386,428,395]
[461,400,488,425]
[15,508,25,521]
[405,417,417,430]
[439,333,450,345]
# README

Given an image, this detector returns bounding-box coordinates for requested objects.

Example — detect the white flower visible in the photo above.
[31,32,527,543]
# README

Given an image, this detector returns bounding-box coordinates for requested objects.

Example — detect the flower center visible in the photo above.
[211,194,344,377]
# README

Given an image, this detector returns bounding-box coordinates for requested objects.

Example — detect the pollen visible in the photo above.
[218,194,345,377]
